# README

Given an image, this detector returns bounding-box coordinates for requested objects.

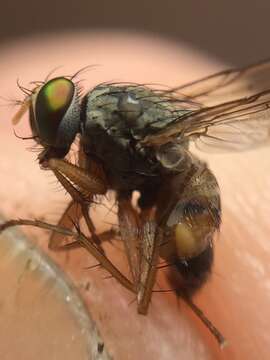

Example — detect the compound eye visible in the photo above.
[33,77,79,149]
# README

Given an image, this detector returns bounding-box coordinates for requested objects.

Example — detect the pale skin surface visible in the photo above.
[0,31,270,359]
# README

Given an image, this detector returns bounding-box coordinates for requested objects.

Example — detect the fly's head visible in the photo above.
[13,77,81,166]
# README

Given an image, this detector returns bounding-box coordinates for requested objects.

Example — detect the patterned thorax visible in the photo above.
[81,85,190,191]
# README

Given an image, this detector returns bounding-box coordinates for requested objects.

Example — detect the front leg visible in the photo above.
[47,157,107,249]
[1,152,133,285]
[48,145,107,250]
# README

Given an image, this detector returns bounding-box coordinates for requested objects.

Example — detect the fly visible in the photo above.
[2,59,270,346]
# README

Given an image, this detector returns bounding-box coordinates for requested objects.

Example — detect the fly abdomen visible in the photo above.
[173,243,214,297]
[155,157,220,296]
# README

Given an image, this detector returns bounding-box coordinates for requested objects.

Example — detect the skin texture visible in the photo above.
[0,31,270,359]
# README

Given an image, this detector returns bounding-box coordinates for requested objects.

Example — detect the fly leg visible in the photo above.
[48,200,81,250]
[137,215,162,315]
[48,142,106,250]
[118,195,162,314]
[0,155,107,251]
[0,155,136,292]
[48,199,117,251]
[46,157,107,250]
[0,217,135,293]
[118,196,141,285]
[154,161,225,346]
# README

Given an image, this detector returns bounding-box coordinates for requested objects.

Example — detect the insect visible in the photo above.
[1,59,270,347]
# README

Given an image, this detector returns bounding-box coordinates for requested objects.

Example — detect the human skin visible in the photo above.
[0,31,270,359]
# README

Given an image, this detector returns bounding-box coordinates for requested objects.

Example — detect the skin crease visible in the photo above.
[0,31,270,359]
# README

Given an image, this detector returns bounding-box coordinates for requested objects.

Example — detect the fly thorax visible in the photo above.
[83,85,180,142]
[82,85,171,190]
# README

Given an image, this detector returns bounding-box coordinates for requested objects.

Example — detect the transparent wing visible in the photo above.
[171,59,270,107]
[143,60,270,152]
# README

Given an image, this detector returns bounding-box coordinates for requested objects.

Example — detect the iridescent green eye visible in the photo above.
[42,78,74,112]
[32,77,80,150]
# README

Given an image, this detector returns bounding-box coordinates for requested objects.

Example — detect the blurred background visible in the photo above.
[1,0,270,66]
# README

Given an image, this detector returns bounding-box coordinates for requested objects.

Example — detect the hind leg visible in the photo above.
[138,160,224,345]
[158,162,224,344]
